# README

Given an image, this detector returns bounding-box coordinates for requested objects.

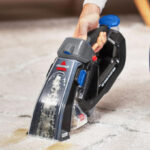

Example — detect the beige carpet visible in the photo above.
[0,15,150,150]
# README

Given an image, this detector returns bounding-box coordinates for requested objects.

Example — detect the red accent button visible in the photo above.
[92,56,98,62]
[61,61,66,65]
[56,67,66,71]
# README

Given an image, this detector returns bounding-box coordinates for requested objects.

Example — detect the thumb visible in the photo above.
[74,19,88,40]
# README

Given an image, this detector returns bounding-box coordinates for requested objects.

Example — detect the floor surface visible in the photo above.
[0,15,150,150]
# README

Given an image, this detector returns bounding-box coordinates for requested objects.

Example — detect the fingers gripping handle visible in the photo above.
[87,26,109,46]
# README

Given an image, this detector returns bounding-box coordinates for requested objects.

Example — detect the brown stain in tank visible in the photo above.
[0,128,28,147]
[45,142,72,150]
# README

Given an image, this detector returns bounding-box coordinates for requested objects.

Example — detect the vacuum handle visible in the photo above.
[87,26,109,46]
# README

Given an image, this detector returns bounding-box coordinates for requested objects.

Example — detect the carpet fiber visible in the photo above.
[0,15,150,150]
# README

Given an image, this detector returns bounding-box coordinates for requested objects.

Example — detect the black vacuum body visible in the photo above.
[29,15,126,141]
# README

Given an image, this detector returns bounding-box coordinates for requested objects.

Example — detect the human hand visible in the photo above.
[74,4,107,53]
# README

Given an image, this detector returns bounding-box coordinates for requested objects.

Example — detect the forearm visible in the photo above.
[74,4,100,39]
[81,3,100,17]
[74,1,107,52]
[83,0,107,13]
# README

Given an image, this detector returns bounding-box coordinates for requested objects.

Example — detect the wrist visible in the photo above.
[83,0,107,13]
[80,3,100,18]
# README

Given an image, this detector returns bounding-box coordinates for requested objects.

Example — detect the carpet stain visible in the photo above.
[0,128,28,147]
[18,115,31,118]
[45,142,72,150]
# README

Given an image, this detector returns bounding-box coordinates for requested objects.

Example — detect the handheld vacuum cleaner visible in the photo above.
[29,15,126,141]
